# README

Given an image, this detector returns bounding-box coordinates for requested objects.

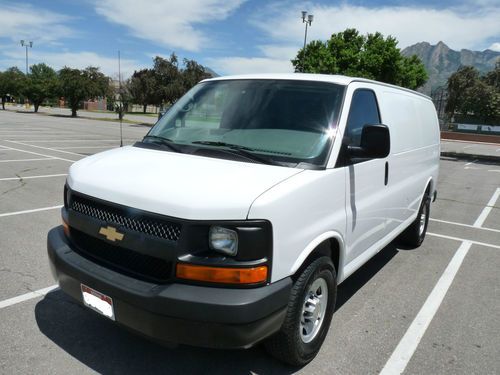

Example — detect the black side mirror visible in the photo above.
[348,124,390,159]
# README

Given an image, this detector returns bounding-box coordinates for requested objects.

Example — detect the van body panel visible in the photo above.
[67,145,303,220]
[248,168,347,283]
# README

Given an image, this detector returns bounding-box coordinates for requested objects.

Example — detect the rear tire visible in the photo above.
[264,256,337,366]
[398,192,430,247]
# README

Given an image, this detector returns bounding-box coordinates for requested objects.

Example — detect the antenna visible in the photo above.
[118,50,123,147]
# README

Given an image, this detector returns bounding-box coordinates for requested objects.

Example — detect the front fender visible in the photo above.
[290,231,346,283]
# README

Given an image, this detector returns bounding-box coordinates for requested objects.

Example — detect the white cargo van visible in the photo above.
[47,74,440,366]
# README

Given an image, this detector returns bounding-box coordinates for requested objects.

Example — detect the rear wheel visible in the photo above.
[399,191,430,247]
[264,256,337,366]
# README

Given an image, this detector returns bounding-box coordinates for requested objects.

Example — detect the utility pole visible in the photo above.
[118,50,123,147]
[301,11,313,72]
[20,40,33,75]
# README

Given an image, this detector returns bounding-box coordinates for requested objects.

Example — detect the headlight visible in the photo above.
[209,226,238,256]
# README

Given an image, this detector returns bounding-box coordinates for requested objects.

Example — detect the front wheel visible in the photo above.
[264,256,337,366]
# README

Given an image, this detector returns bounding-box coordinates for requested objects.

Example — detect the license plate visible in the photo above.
[81,284,115,321]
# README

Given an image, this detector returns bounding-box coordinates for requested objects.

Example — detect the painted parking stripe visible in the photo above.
[380,241,472,375]
[5,139,132,143]
[430,218,500,234]
[0,205,63,218]
[54,146,115,149]
[0,145,77,163]
[5,140,87,157]
[473,188,500,228]
[0,158,55,163]
[0,174,67,181]
[0,285,59,309]
[427,232,500,249]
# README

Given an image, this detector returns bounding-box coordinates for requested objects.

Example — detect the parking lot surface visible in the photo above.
[0,110,499,374]
[441,139,500,160]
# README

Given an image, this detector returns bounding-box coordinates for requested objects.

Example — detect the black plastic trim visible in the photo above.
[66,187,274,286]
[47,226,291,348]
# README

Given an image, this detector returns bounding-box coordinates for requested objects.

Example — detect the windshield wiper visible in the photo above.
[142,135,182,153]
[191,140,282,166]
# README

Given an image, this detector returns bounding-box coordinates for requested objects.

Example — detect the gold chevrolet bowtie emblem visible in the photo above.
[99,226,124,242]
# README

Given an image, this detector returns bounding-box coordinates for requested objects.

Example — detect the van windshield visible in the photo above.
[147,79,345,167]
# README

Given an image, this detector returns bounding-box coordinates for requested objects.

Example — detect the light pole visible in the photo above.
[302,10,314,71]
[20,40,33,75]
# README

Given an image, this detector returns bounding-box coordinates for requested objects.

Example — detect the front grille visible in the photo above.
[70,228,172,283]
[71,195,182,242]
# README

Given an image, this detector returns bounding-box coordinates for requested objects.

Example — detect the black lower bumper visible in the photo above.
[47,226,291,349]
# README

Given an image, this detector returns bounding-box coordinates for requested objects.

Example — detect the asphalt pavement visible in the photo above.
[0,110,499,374]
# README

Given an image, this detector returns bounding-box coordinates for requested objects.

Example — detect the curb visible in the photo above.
[441,152,500,163]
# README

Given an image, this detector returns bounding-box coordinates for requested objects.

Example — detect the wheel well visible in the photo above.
[424,180,433,202]
[293,238,340,280]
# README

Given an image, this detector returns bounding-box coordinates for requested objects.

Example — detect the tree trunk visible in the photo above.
[71,107,77,117]
[1,98,5,110]
[143,103,147,113]
[34,102,40,113]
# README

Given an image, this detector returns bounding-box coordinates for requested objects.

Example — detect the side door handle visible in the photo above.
[385,161,389,186]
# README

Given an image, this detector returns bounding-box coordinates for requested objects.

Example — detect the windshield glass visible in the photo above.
[147,79,345,167]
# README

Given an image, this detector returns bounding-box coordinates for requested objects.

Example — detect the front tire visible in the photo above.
[264,256,337,366]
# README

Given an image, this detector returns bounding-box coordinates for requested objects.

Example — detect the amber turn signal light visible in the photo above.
[62,217,70,237]
[176,263,268,284]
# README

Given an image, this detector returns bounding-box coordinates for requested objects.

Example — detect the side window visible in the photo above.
[345,90,381,146]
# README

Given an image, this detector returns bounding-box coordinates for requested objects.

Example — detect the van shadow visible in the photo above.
[35,291,294,375]
[35,244,402,374]
[336,243,399,310]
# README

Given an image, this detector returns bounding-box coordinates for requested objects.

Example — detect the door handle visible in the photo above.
[385,161,389,186]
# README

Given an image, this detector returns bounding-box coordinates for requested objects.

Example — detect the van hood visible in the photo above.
[67,145,303,220]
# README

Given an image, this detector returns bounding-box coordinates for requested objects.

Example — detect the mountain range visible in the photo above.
[402,41,500,95]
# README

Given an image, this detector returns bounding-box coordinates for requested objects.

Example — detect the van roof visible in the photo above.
[202,73,431,100]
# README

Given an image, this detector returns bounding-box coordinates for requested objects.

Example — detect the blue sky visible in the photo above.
[0,0,499,78]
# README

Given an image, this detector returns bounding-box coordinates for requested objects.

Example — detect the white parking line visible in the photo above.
[0,145,77,163]
[0,205,63,218]
[5,140,86,157]
[380,241,472,375]
[54,146,115,149]
[0,158,55,163]
[0,285,59,309]
[464,159,478,167]
[7,139,129,142]
[0,174,67,181]
[429,218,500,234]
[473,188,500,228]
[427,232,500,249]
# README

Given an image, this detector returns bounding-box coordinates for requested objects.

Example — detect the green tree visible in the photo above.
[58,66,110,117]
[181,58,212,92]
[292,28,428,90]
[445,65,500,124]
[128,69,158,113]
[23,63,58,113]
[445,66,480,118]
[153,54,183,107]
[0,67,25,109]
[483,59,500,91]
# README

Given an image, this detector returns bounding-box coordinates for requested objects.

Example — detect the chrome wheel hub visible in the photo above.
[419,203,428,236]
[300,278,328,343]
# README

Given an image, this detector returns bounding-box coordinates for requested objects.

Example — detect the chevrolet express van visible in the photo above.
[47,74,440,366]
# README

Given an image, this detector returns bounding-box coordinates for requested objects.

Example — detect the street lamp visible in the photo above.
[301,11,314,51]
[300,11,314,73]
[20,40,33,75]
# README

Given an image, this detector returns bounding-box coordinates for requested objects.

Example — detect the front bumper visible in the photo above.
[47,226,291,349]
